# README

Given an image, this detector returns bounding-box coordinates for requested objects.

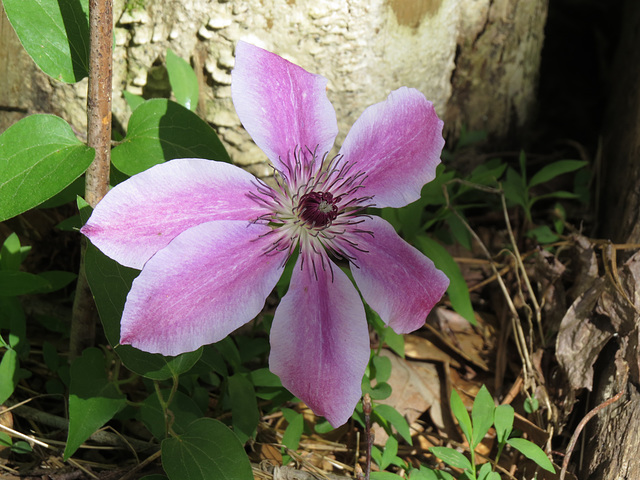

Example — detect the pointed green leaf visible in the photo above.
[228,374,259,444]
[123,91,145,111]
[281,409,304,454]
[166,49,199,111]
[417,236,475,325]
[493,404,514,444]
[529,160,588,188]
[161,418,252,480]
[0,348,18,404]
[380,435,399,470]
[471,385,495,448]
[3,0,89,82]
[506,437,555,473]
[0,115,94,221]
[111,99,230,176]
[0,271,51,296]
[450,389,472,445]
[64,348,126,459]
[429,446,472,471]
[373,404,412,444]
[0,233,23,271]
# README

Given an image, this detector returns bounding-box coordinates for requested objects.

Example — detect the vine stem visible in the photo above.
[69,0,113,360]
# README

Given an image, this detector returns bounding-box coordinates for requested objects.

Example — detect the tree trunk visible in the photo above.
[583,0,640,478]
[1,0,548,175]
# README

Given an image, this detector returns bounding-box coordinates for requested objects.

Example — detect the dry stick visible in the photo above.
[559,385,626,480]
[363,394,373,480]
[69,0,113,360]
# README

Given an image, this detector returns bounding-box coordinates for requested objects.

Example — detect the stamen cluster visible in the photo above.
[247,147,374,268]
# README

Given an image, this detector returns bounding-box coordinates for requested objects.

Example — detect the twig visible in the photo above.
[559,383,627,480]
[69,0,113,360]
[119,449,162,480]
[363,394,373,480]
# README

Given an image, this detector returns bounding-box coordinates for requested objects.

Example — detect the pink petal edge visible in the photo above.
[339,216,449,334]
[81,159,268,269]
[119,220,285,356]
[231,41,338,174]
[338,87,445,208]
[269,252,369,427]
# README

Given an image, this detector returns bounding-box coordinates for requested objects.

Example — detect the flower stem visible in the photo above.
[69,0,113,360]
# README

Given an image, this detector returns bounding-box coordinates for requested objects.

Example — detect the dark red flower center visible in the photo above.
[298,191,339,228]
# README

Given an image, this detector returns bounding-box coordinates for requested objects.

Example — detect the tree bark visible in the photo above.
[1,0,548,175]
[584,0,640,478]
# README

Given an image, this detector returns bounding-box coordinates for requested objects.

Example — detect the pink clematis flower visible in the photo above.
[81,41,449,426]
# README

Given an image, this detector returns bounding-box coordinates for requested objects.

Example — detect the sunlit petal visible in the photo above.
[232,41,338,173]
[269,252,369,427]
[82,159,268,269]
[338,87,444,208]
[119,220,285,356]
[339,216,449,333]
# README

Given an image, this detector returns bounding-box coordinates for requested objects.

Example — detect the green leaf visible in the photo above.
[379,435,399,470]
[523,396,539,413]
[429,446,472,471]
[0,271,51,296]
[123,91,145,111]
[0,233,23,271]
[228,374,259,444]
[0,348,18,404]
[166,49,199,111]
[381,327,405,357]
[371,472,404,480]
[139,389,203,440]
[493,404,514,444]
[249,368,282,387]
[161,418,252,480]
[281,409,304,452]
[372,355,392,384]
[0,115,94,221]
[111,99,230,176]
[450,390,472,446]
[116,346,202,381]
[64,348,126,459]
[502,167,529,211]
[506,438,555,473]
[2,0,89,82]
[471,385,495,448]
[36,271,78,292]
[416,236,476,325]
[374,404,412,444]
[528,160,588,188]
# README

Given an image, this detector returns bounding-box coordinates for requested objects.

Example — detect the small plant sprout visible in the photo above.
[429,385,555,479]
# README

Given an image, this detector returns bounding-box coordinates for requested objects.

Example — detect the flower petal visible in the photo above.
[269,252,369,427]
[340,216,449,333]
[81,159,268,269]
[231,41,338,173]
[338,87,444,208]
[120,220,285,356]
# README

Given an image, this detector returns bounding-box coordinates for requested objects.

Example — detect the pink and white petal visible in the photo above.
[340,216,449,334]
[81,158,269,270]
[231,41,338,173]
[119,220,285,356]
[338,87,444,208]
[269,252,369,427]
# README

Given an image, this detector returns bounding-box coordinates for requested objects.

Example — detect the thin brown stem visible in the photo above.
[69,0,112,360]
[363,394,373,480]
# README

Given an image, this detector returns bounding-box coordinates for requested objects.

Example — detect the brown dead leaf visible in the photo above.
[555,277,612,391]
[372,350,440,444]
